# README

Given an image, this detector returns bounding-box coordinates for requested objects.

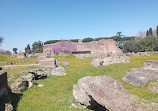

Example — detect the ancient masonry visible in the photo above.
[43,39,122,56]
[0,68,8,98]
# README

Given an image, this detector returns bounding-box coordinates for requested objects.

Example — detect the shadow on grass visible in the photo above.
[9,92,23,111]
[0,86,23,111]
[0,92,23,111]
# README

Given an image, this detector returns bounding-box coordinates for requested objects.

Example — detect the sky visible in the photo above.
[0,0,158,52]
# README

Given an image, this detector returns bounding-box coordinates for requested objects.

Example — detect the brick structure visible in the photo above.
[77,39,122,55]
[0,69,8,98]
[39,58,56,67]
[12,52,26,58]
[43,39,122,56]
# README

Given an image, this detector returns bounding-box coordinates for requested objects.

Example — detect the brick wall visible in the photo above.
[43,39,123,56]
[77,39,122,55]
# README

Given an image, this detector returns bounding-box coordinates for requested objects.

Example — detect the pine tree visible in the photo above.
[146,30,149,36]
[149,28,153,36]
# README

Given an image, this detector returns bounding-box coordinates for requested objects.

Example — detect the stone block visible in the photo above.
[0,71,8,98]
[39,58,56,67]
[143,60,158,69]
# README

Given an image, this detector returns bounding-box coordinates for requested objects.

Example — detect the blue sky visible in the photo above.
[0,0,158,52]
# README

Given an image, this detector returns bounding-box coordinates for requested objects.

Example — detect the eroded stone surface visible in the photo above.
[51,66,66,76]
[123,60,158,86]
[63,61,69,66]
[73,76,134,111]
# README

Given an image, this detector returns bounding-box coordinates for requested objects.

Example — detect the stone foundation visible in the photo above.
[39,58,56,67]
[0,70,8,98]
[143,60,158,69]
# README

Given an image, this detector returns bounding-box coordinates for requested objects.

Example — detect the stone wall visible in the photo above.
[0,69,8,98]
[43,44,54,57]
[125,52,151,56]
[77,39,122,55]
[143,60,158,69]
[43,39,123,56]
[12,53,26,58]
[39,58,56,67]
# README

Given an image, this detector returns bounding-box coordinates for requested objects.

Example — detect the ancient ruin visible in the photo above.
[43,39,123,56]
[123,60,158,86]
[0,68,8,98]
[91,56,130,67]
[73,76,134,111]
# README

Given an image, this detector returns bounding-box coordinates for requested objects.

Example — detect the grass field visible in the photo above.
[0,54,18,65]
[0,53,39,66]
[7,55,158,111]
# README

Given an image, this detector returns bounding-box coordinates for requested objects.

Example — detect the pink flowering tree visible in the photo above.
[52,40,77,55]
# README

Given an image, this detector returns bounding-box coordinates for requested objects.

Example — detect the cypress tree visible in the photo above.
[146,30,149,36]
[149,28,153,36]
[156,26,158,36]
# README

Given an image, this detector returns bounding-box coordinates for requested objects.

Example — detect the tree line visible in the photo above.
[120,26,158,53]
[24,41,43,54]
[44,32,136,45]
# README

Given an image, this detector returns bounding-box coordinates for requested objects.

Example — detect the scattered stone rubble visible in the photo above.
[63,61,69,66]
[10,67,66,92]
[0,67,13,111]
[123,60,158,86]
[73,76,135,111]
[91,56,130,67]
[51,66,66,76]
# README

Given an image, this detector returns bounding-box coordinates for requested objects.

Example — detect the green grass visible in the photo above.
[5,67,40,84]
[8,55,158,111]
[0,53,39,66]
[19,58,39,65]
[0,54,18,65]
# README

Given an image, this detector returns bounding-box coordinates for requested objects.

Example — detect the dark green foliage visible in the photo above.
[149,28,153,36]
[13,48,18,54]
[146,30,149,36]
[70,39,79,42]
[121,36,158,53]
[44,40,60,45]
[0,36,3,46]
[25,44,32,54]
[95,37,110,41]
[32,41,43,53]
[116,31,124,37]
[121,36,136,41]
[82,37,94,42]
[111,36,122,41]
[156,26,158,36]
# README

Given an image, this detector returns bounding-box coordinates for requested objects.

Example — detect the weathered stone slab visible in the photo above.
[73,76,134,111]
[123,60,158,86]
[123,68,158,86]
[143,60,158,69]
[39,58,57,67]
[51,66,66,76]
[0,71,8,98]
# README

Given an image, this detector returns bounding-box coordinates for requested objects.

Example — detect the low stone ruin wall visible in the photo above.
[39,58,57,67]
[91,56,130,67]
[125,52,152,56]
[0,69,8,98]
[2,64,40,70]
[143,60,158,69]
[75,53,124,58]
